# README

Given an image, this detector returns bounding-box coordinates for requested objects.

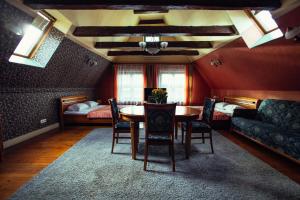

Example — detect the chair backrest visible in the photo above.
[144,103,176,139]
[202,98,216,124]
[108,98,119,125]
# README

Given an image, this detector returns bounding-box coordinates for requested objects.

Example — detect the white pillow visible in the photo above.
[223,104,243,113]
[67,103,89,111]
[84,101,98,108]
[215,102,229,110]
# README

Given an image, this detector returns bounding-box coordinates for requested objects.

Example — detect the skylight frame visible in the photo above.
[246,10,279,34]
[13,10,55,59]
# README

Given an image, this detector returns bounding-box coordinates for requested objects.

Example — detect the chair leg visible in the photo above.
[144,141,149,171]
[116,132,119,143]
[209,131,214,154]
[169,144,171,156]
[181,125,184,144]
[171,140,175,172]
[175,122,178,139]
[111,130,115,154]
[202,132,205,144]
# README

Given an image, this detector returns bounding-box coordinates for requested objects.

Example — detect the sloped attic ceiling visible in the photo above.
[47,9,239,63]
[16,0,299,64]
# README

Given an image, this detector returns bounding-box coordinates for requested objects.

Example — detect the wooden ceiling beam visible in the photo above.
[95,41,212,48]
[73,26,238,37]
[107,50,199,56]
[138,19,165,25]
[134,10,169,14]
[23,0,281,10]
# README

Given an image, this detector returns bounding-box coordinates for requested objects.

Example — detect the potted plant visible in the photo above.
[152,88,168,104]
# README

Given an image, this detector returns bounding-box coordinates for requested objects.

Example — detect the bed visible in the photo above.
[60,96,115,129]
[187,96,260,130]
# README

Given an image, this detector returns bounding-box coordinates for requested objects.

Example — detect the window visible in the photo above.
[249,10,280,33]
[116,65,145,104]
[13,11,54,58]
[157,65,187,104]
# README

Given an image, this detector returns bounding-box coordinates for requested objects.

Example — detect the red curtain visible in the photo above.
[185,64,190,105]
[113,64,118,100]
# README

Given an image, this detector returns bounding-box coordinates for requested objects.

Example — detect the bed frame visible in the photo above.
[60,95,112,129]
[212,96,260,130]
[223,96,260,109]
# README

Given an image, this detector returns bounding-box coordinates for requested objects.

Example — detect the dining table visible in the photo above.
[119,105,201,160]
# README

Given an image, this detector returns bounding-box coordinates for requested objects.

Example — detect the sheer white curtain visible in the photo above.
[157,65,186,105]
[116,64,144,104]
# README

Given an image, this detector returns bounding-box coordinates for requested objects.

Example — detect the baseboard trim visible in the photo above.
[3,123,60,149]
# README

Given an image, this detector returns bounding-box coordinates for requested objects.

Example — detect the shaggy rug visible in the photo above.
[9,128,300,200]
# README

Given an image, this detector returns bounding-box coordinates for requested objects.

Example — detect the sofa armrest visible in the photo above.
[233,109,257,119]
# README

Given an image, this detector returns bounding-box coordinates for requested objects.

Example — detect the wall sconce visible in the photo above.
[210,59,222,67]
[85,56,98,67]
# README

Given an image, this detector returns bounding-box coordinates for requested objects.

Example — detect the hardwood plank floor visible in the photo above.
[0,127,299,200]
[0,126,94,200]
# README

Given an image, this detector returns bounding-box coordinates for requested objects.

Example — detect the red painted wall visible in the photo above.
[194,7,300,101]
[190,65,211,105]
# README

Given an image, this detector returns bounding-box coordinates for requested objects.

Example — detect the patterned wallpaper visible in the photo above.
[0,1,112,141]
[0,88,96,140]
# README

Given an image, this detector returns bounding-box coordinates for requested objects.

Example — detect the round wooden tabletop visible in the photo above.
[120,106,200,122]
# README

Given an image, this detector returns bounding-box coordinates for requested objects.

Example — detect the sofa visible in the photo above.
[231,99,300,162]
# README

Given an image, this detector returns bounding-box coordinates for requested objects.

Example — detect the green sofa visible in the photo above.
[231,99,300,162]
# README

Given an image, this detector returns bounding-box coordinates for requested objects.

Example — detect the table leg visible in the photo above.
[185,121,192,159]
[130,121,139,160]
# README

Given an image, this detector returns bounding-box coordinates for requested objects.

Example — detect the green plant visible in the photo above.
[152,88,168,104]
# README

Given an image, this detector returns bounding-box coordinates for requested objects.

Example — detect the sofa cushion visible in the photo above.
[231,117,278,146]
[257,99,300,130]
[269,131,300,160]
[232,117,300,160]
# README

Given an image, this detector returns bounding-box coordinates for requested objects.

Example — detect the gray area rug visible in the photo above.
[10,128,300,200]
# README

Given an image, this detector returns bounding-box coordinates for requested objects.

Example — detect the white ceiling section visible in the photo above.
[46,9,240,63]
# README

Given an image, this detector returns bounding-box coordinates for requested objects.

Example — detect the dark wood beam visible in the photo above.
[138,19,165,25]
[95,41,212,48]
[107,50,199,56]
[134,10,169,14]
[23,0,281,10]
[73,26,238,37]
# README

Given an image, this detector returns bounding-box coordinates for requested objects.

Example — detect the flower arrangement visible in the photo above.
[152,88,168,104]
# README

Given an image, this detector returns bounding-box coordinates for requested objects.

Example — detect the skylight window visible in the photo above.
[12,11,54,58]
[251,10,279,33]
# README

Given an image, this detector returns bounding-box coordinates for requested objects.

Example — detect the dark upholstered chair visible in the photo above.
[108,98,131,153]
[144,103,177,172]
[182,98,216,153]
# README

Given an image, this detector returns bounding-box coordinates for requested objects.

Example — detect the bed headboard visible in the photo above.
[224,96,260,109]
[60,95,88,112]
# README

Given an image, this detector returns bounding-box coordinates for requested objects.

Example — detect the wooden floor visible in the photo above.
[0,127,299,200]
[0,126,94,200]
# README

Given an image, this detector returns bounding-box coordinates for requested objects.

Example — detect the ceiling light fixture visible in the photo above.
[139,35,168,55]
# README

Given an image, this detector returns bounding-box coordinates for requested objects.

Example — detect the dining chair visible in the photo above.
[181,98,216,153]
[108,98,131,154]
[144,103,177,172]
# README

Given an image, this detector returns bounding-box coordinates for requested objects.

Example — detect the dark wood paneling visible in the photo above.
[107,50,199,56]
[23,0,281,10]
[95,41,212,48]
[73,25,238,37]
